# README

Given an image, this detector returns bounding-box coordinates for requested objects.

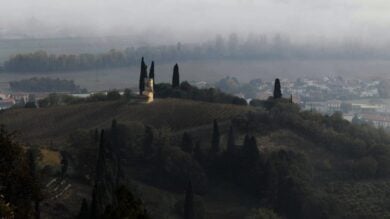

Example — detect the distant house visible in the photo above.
[352,103,383,113]
[326,100,342,112]
[361,114,390,128]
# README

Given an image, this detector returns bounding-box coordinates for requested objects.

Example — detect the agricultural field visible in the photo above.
[0,98,252,146]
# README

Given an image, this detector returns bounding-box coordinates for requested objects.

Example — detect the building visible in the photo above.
[360,114,390,128]
[142,78,154,103]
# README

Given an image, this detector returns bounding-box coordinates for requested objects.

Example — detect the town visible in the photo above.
[208,75,390,129]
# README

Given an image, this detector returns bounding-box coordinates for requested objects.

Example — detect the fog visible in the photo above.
[1,0,390,45]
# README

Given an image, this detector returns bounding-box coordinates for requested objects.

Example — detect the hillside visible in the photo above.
[2,98,390,218]
[0,98,251,146]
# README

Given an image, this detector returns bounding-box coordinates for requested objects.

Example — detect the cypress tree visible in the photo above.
[110,119,119,152]
[110,119,121,188]
[77,198,89,219]
[172,63,180,88]
[181,132,194,154]
[60,152,68,179]
[227,125,235,154]
[96,130,106,181]
[91,130,107,218]
[149,61,155,86]
[90,184,98,219]
[273,78,282,99]
[27,149,41,219]
[184,180,194,219]
[211,119,220,156]
[139,57,148,95]
[94,128,99,144]
[242,135,260,164]
[193,141,203,163]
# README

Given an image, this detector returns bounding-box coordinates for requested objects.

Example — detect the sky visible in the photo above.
[1,0,390,44]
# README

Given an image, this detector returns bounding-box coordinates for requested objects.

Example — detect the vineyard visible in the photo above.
[0,98,252,145]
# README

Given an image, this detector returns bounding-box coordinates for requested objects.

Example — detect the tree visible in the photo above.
[110,120,119,152]
[96,130,106,181]
[123,88,132,100]
[0,126,38,218]
[149,61,155,86]
[139,57,148,95]
[107,90,121,100]
[100,186,149,219]
[77,198,89,219]
[60,151,68,179]
[181,132,194,154]
[193,141,203,164]
[227,125,236,154]
[242,135,260,165]
[110,119,121,187]
[90,184,98,219]
[273,78,282,99]
[211,119,220,156]
[184,181,194,219]
[91,130,114,217]
[27,148,41,219]
[172,63,180,88]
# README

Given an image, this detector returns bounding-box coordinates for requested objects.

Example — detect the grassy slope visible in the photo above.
[0,98,254,218]
[0,98,251,146]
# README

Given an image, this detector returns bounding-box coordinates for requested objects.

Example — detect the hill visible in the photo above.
[0,98,251,146]
[2,98,390,218]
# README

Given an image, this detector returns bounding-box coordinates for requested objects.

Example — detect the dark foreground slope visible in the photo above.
[2,98,390,218]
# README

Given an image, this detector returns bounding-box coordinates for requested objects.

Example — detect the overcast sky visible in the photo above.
[1,0,390,43]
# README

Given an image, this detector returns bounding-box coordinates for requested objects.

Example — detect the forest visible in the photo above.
[9,77,86,93]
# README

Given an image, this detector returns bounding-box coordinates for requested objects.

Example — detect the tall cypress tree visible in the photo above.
[139,57,148,95]
[27,149,41,219]
[273,78,282,99]
[90,184,98,219]
[193,141,203,163]
[110,119,121,188]
[181,132,194,154]
[211,119,220,156]
[184,180,194,219]
[242,135,260,165]
[77,198,89,219]
[91,130,108,218]
[149,61,155,86]
[96,130,106,182]
[172,63,180,88]
[227,125,235,154]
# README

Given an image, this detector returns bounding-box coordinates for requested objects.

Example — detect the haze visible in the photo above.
[1,0,390,44]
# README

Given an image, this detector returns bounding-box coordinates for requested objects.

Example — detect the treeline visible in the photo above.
[35,60,248,107]
[4,34,388,73]
[155,82,247,106]
[9,77,86,93]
